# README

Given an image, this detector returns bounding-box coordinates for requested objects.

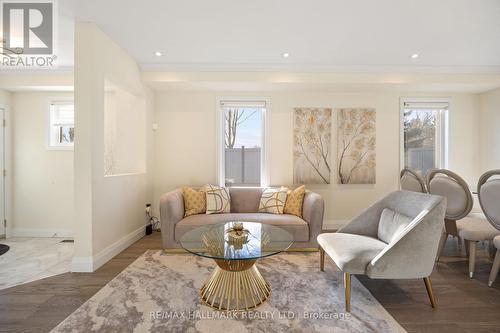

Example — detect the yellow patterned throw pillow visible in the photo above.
[284,185,306,217]
[182,187,206,217]
[258,187,288,214]
[204,184,231,214]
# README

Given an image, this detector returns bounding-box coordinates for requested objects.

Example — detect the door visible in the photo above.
[0,108,4,239]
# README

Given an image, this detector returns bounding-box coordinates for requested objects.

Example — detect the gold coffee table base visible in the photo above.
[200,259,270,311]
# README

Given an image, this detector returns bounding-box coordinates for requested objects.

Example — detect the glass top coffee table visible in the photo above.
[179,221,294,311]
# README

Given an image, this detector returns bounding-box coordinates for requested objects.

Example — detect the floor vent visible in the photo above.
[60,239,74,243]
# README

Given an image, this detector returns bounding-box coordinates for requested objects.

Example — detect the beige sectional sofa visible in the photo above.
[160,187,324,250]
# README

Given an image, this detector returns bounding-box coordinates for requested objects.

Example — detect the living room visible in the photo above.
[1,1,500,332]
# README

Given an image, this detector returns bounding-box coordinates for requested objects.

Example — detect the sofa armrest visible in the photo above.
[302,191,324,248]
[160,189,184,248]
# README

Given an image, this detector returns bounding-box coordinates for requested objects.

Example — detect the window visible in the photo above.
[218,99,267,187]
[401,99,449,176]
[49,101,74,149]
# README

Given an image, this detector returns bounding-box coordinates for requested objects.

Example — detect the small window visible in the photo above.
[49,101,74,149]
[401,99,449,176]
[219,100,267,187]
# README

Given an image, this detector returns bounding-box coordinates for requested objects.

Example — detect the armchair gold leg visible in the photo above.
[319,247,325,272]
[344,273,351,312]
[423,277,437,309]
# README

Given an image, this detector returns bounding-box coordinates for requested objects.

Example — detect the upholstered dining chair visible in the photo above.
[490,235,500,287]
[400,168,427,193]
[427,169,473,259]
[456,170,500,281]
[317,191,446,312]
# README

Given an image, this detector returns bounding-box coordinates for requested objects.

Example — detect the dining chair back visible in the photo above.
[427,169,473,260]
[400,168,427,193]
[427,169,473,221]
[478,169,500,231]
[477,170,500,287]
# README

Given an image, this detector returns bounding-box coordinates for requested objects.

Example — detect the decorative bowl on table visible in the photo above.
[226,222,250,249]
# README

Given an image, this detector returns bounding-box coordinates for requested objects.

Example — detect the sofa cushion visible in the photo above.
[284,185,306,217]
[229,187,262,213]
[317,233,387,274]
[258,187,288,214]
[377,208,414,244]
[175,213,309,242]
[204,184,230,214]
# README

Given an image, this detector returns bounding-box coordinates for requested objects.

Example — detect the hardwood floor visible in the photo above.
[0,232,499,333]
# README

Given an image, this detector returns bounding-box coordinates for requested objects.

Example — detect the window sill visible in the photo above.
[46,146,74,151]
[225,185,264,188]
[104,172,147,178]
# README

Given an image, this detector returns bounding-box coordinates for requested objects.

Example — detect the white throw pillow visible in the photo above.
[258,187,288,214]
[204,184,231,214]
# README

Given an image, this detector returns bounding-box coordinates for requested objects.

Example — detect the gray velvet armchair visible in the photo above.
[318,191,447,312]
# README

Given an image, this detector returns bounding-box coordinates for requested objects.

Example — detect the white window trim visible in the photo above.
[47,98,74,151]
[399,97,450,174]
[216,97,270,188]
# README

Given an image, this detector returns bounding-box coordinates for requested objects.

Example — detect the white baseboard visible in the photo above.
[322,219,349,230]
[71,225,146,273]
[10,228,73,238]
[70,256,94,273]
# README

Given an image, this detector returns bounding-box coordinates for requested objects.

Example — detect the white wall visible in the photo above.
[153,90,480,225]
[0,89,10,107]
[448,94,480,183]
[104,86,147,176]
[73,23,154,272]
[11,92,74,236]
[479,88,500,173]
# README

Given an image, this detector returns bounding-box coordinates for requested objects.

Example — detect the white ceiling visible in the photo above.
[73,0,500,73]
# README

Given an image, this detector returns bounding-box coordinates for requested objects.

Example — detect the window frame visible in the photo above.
[47,98,75,151]
[216,97,270,188]
[399,97,449,175]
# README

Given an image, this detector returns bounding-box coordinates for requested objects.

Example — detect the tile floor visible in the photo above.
[0,237,74,290]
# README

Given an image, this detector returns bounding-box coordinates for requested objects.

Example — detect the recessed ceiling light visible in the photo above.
[282,52,290,58]
[410,53,419,59]
[154,51,163,57]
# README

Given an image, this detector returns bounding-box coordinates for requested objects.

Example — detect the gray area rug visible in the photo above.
[52,251,405,333]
